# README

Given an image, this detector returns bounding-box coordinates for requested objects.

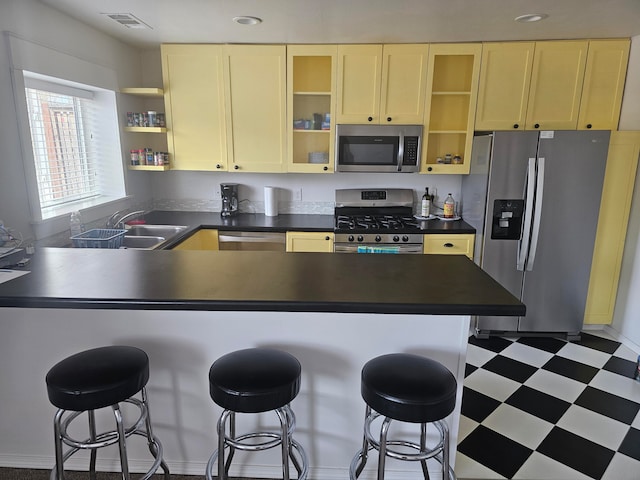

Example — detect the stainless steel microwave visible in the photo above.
[335,124,422,173]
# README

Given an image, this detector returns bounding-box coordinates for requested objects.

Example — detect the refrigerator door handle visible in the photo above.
[517,157,536,271]
[526,157,545,271]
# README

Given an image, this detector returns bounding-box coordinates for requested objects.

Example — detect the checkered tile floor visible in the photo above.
[456,332,640,479]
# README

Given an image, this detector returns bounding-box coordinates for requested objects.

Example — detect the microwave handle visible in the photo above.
[397,132,404,171]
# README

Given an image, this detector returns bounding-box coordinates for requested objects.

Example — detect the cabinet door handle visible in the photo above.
[513,124,519,129]
[234,165,239,170]
[443,242,454,248]
[586,124,592,129]
[367,116,373,122]
[534,123,540,129]
[387,117,392,122]
[216,164,222,169]
[427,166,433,172]
[325,236,330,241]
[323,166,328,171]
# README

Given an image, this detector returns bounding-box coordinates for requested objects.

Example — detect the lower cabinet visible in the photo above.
[172,229,219,250]
[423,234,475,260]
[584,131,640,325]
[286,232,334,252]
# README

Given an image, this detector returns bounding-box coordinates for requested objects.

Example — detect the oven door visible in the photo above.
[334,244,423,254]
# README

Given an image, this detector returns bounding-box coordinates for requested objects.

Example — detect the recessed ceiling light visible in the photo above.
[233,16,262,26]
[515,13,548,23]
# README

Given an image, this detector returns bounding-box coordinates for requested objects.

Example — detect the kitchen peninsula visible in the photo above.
[0,248,523,478]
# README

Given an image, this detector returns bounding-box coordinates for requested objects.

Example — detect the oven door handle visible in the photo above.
[397,132,404,172]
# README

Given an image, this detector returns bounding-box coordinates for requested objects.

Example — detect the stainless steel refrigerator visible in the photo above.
[461,130,610,339]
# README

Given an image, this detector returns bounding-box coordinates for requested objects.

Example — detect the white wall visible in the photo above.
[0,0,153,242]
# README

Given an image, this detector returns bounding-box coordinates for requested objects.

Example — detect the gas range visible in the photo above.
[334,188,423,253]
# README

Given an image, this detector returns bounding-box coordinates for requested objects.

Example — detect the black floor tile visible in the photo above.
[516,336,567,354]
[542,355,600,384]
[603,355,637,378]
[576,332,621,354]
[575,386,640,424]
[619,427,640,462]
[465,363,478,377]
[468,335,513,353]
[536,426,615,479]
[482,354,538,383]
[458,424,533,479]
[505,385,571,424]
[461,386,501,422]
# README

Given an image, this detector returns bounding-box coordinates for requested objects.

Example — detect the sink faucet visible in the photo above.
[106,210,146,229]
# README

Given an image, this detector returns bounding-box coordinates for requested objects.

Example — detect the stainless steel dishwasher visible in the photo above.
[217,231,286,251]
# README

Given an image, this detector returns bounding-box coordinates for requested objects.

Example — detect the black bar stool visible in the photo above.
[205,348,309,480]
[350,353,457,480]
[45,346,170,480]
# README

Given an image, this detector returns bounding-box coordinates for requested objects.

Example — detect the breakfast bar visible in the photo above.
[0,248,524,479]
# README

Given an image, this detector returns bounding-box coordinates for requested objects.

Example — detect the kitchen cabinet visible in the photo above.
[475,42,535,131]
[287,45,336,173]
[171,229,219,251]
[584,131,640,325]
[525,40,588,130]
[286,231,334,252]
[423,234,475,260]
[422,43,481,175]
[161,44,228,171]
[121,88,170,171]
[336,44,429,125]
[224,45,286,173]
[577,39,630,131]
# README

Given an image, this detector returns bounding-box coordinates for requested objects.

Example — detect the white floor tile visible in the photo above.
[500,342,555,368]
[600,452,640,480]
[524,368,587,403]
[466,343,497,368]
[464,368,521,402]
[557,404,629,450]
[557,342,611,368]
[458,415,479,442]
[482,403,554,450]
[613,343,639,361]
[589,369,640,402]
[513,451,593,480]
[454,452,507,480]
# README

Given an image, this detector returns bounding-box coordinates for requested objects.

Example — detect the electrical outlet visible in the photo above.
[293,188,302,202]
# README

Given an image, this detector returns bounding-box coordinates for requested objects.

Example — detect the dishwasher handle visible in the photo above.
[218,232,286,243]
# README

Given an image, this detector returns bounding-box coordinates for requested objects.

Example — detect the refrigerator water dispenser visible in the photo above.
[491,199,524,240]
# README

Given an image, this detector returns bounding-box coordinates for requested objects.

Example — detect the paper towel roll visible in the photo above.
[264,186,278,216]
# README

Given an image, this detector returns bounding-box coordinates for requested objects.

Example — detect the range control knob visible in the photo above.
[402,235,409,242]
[348,235,354,242]
[375,235,382,243]
[393,235,400,242]
[357,235,364,242]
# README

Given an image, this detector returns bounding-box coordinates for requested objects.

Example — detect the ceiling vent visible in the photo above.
[102,13,152,29]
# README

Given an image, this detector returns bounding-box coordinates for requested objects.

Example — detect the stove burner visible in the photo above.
[336,214,420,231]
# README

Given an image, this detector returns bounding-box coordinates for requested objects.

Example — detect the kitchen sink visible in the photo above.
[121,235,166,249]
[125,225,188,237]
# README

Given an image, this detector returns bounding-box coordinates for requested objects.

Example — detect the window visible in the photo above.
[22,73,125,220]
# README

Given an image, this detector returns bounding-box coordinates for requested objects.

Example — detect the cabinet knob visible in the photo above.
[216,164,222,169]
[443,243,454,248]
[323,166,328,171]
[325,236,330,241]
[367,116,373,122]
[234,165,239,170]
[387,117,392,122]
[586,124,592,129]
[513,124,519,129]
[427,166,433,172]
[534,123,540,129]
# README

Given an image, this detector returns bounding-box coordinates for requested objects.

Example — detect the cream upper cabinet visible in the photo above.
[577,39,630,131]
[421,43,481,175]
[287,45,337,173]
[475,42,535,131]
[336,44,428,124]
[223,45,287,173]
[525,40,588,130]
[161,44,228,171]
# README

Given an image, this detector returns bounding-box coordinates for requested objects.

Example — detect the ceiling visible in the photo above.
[38,0,640,49]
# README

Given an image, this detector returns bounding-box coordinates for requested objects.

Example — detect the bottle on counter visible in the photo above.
[421,188,431,217]
[69,211,84,237]
[443,193,455,219]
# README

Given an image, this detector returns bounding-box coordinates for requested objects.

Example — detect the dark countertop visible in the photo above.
[0,248,524,316]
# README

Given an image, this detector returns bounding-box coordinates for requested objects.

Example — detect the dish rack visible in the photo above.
[71,229,127,249]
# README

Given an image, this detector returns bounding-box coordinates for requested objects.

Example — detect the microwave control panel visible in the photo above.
[402,137,419,165]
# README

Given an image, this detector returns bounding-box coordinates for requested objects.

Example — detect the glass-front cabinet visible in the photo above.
[287,45,336,173]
